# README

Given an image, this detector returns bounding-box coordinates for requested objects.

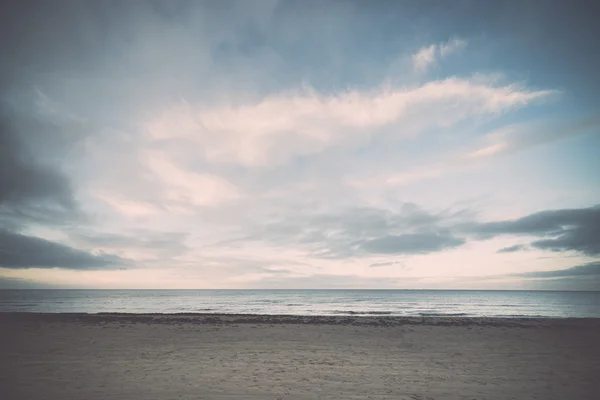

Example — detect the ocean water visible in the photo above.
[1,290,599,318]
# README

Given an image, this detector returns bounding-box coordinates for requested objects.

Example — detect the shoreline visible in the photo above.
[3,312,600,327]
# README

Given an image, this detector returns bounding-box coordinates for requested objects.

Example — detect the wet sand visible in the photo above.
[1,313,599,399]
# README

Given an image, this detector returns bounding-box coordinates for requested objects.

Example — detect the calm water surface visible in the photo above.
[1,290,599,318]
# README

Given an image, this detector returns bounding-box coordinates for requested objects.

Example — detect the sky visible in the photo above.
[1,0,599,290]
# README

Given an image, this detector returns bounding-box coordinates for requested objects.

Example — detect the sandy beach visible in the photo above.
[1,313,599,400]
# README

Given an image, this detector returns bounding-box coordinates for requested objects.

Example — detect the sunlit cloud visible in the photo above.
[142,151,240,206]
[144,76,552,167]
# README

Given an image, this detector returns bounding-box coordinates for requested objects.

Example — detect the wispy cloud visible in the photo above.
[464,113,600,160]
[412,44,437,72]
[360,233,465,255]
[412,37,467,72]
[142,151,239,207]
[497,244,528,253]
[440,37,467,58]
[369,260,406,268]
[352,109,599,190]
[144,76,551,167]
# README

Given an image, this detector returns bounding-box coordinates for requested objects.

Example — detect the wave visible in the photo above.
[417,312,470,317]
[331,310,394,315]
[497,304,528,308]
[493,314,548,318]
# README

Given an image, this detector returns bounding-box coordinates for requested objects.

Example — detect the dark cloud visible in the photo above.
[237,204,470,258]
[0,119,70,204]
[242,204,600,260]
[515,262,600,278]
[0,277,68,289]
[530,227,600,256]
[1,0,92,228]
[0,229,127,269]
[469,205,600,256]
[0,114,81,227]
[0,2,100,268]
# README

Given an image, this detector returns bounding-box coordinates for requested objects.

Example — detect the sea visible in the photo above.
[1,290,599,318]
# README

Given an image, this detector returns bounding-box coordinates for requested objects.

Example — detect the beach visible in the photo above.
[1,313,599,400]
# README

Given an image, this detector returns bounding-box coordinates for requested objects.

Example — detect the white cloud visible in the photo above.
[142,151,240,207]
[465,142,509,159]
[412,44,437,72]
[92,191,161,218]
[349,107,600,191]
[440,37,467,58]
[143,76,552,167]
[463,113,599,160]
[412,37,467,72]
[347,166,447,188]
[87,149,241,220]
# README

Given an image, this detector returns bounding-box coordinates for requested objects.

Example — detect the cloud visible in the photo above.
[143,76,552,167]
[234,203,600,263]
[0,118,71,206]
[464,142,509,159]
[245,273,408,289]
[369,260,406,268]
[378,166,448,187]
[352,111,592,190]
[0,229,128,269]
[142,151,239,207]
[72,230,187,251]
[464,114,600,160]
[0,112,81,227]
[497,244,528,253]
[233,203,471,258]
[412,44,436,72]
[360,233,465,255]
[531,232,599,256]
[84,147,241,220]
[259,267,294,275]
[0,276,67,289]
[90,192,163,219]
[69,229,189,262]
[515,261,600,278]
[412,37,467,72]
[468,205,600,256]
[440,37,467,58]
[352,109,597,190]
[1,1,596,290]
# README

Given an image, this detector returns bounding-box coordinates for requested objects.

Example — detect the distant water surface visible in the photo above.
[1,290,599,318]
